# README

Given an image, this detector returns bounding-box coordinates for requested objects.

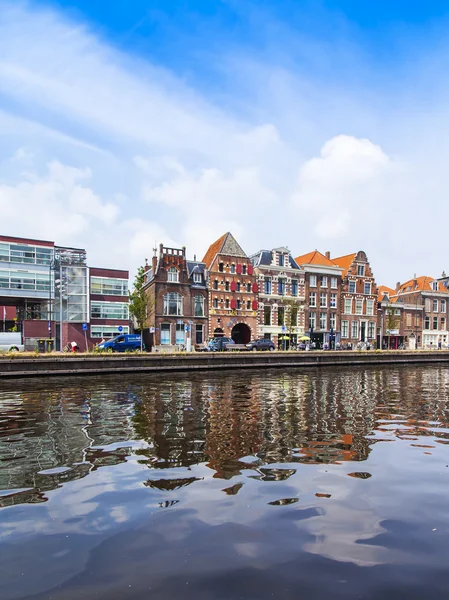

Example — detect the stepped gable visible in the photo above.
[202,232,247,267]
[331,253,357,276]
[294,249,335,267]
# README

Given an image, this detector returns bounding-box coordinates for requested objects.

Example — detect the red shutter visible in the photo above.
[236,263,242,274]
[230,281,237,292]
[252,282,258,293]
[247,264,253,275]
[230,298,237,309]
[252,300,258,310]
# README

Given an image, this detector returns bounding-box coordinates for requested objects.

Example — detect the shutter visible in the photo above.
[230,298,237,309]
[252,282,258,293]
[247,264,254,275]
[236,263,242,274]
[230,281,237,292]
[252,300,258,310]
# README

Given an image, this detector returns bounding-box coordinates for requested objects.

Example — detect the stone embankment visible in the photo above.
[0,350,449,379]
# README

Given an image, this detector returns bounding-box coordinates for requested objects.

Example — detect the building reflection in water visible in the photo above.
[1,366,449,506]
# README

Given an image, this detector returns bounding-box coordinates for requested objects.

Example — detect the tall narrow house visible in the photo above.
[203,232,258,343]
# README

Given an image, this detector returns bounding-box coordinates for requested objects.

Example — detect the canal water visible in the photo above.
[1,366,449,599]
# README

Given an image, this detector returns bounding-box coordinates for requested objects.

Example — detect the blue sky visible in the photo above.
[1,0,449,282]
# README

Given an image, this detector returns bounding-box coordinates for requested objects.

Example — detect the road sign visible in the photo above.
[281,326,286,332]
[82,323,88,331]
[118,325,123,332]
[185,325,190,332]
[150,327,155,333]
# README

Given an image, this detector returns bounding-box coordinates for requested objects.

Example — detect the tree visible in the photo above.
[129,266,148,335]
[385,303,400,349]
[280,297,301,349]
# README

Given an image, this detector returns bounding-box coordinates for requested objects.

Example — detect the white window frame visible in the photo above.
[309,275,317,287]
[357,265,365,276]
[167,267,179,283]
[355,299,363,315]
[330,277,338,289]
[348,281,356,294]
[366,299,374,316]
[351,320,359,338]
[320,292,327,307]
[341,320,349,338]
[364,282,371,295]
[193,272,202,284]
[309,292,316,307]
[344,298,352,314]
[330,293,337,308]
[319,312,327,330]
[320,276,328,288]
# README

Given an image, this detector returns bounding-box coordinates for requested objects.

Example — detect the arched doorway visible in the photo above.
[231,323,251,344]
[213,328,224,338]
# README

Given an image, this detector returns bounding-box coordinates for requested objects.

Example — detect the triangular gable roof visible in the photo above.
[398,276,447,294]
[331,253,357,276]
[294,249,335,268]
[202,232,247,268]
[377,285,396,302]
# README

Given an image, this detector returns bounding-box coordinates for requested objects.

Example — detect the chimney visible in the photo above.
[144,258,149,273]
[395,281,401,292]
[152,246,158,273]
[325,251,331,259]
[194,254,196,262]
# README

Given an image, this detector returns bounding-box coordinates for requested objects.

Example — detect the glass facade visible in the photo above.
[91,277,128,296]
[91,325,129,338]
[0,269,51,292]
[91,301,129,320]
[0,242,53,265]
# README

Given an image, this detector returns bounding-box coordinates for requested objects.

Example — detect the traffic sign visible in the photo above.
[82,323,88,331]
[185,325,190,332]
[118,325,123,332]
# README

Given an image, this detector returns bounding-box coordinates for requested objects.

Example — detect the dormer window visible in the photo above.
[432,281,438,291]
[279,254,285,267]
[193,272,202,284]
[168,267,179,282]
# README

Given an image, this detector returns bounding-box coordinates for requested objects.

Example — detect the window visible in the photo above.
[433,316,438,330]
[309,292,316,307]
[193,272,202,284]
[291,279,298,296]
[425,299,432,312]
[425,316,430,329]
[236,282,241,292]
[330,293,337,308]
[406,313,412,326]
[366,299,374,316]
[225,281,230,291]
[355,299,363,315]
[432,281,438,291]
[320,293,327,307]
[330,313,336,329]
[357,265,365,276]
[246,300,251,310]
[213,298,218,308]
[320,276,328,288]
[230,264,235,274]
[441,317,446,329]
[91,325,130,338]
[196,323,203,344]
[278,306,285,326]
[351,321,359,338]
[0,242,54,266]
[349,281,356,294]
[344,298,352,314]
[330,277,338,289]
[91,301,129,320]
[264,305,271,325]
[213,279,218,290]
[246,282,251,292]
[219,263,224,272]
[309,312,316,329]
[161,323,170,345]
[236,299,241,309]
[167,267,178,282]
[0,269,51,292]
[176,323,185,344]
[342,320,349,338]
[279,254,285,267]
[319,312,327,330]
[364,282,371,295]
[309,275,317,287]
[442,300,447,313]
[194,295,205,317]
[368,322,376,339]
[278,278,286,296]
[225,299,229,308]
[264,278,272,294]
[91,277,128,296]
[163,293,182,315]
[433,299,438,312]
[242,265,247,275]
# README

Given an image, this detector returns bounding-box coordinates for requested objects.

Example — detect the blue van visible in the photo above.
[97,334,141,352]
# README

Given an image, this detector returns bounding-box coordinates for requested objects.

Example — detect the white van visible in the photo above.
[0,332,25,352]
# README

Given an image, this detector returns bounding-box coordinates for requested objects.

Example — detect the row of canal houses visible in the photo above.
[143,232,449,350]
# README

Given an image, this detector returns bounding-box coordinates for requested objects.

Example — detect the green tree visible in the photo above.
[385,303,400,349]
[129,266,148,334]
[280,297,301,349]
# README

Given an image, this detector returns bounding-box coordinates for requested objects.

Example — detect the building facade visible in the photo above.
[331,251,378,347]
[377,286,424,350]
[203,232,258,343]
[144,244,208,350]
[0,234,129,350]
[251,247,305,348]
[294,250,343,348]
[89,267,129,341]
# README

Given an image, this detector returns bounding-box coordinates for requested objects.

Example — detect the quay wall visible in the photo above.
[0,351,449,379]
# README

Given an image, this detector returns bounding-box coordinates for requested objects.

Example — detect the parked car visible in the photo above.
[206,337,235,352]
[0,332,24,352]
[246,338,275,351]
[97,334,142,352]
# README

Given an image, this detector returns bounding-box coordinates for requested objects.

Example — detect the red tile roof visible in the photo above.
[331,253,357,276]
[294,250,336,268]
[202,233,227,268]
[398,276,447,294]
[377,285,396,302]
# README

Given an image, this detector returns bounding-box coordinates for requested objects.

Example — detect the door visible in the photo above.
[360,322,366,342]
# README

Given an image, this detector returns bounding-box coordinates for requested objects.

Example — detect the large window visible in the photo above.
[309,312,316,329]
[320,293,327,307]
[342,320,349,338]
[91,276,128,296]
[441,300,447,313]
[319,312,327,330]
[364,282,371,295]
[0,269,51,292]
[433,316,438,330]
[194,295,205,317]
[357,265,365,276]
[366,299,374,316]
[264,305,271,325]
[278,278,286,296]
[91,325,130,338]
[425,316,430,329]
[309,292,316,307]
[344,298,352,314]
[309,275,317,287]
[291,279,298,296]
[368,322,376,339]
[433,299,438,312]
[355,299,363,315]
[330,277,338,289]
[264,277,272,294]
[330,313,336,329]
[0,242,53,265]
[176,323,185,344]
[167,267,179,282]
[196,324,203,344]
[320,275,328,288]
[161,323,171,344]
[330,293,337,308]
[351,321,359,338]
[163,293,183,316]
[349,281,356,293]
[91,301,129,320]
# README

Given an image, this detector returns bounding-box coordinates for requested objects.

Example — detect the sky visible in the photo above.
[1,0,449,285]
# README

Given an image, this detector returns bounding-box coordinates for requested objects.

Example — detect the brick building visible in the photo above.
[203,232,258,343]
[0,234,129,350]
[331,251,378,347]
[250,246,305,348]
[144,244,208,350]
[294,250,343,348]
[376,285,424,350]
